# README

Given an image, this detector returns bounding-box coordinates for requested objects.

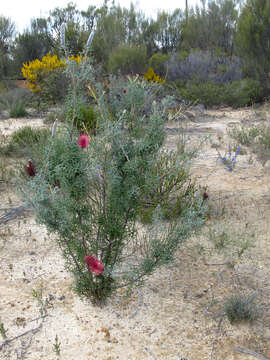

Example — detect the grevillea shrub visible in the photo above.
[19,55,207,305]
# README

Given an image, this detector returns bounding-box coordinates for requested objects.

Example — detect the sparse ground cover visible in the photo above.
[1,104,270,360]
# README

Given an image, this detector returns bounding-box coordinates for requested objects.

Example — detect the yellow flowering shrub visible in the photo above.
[143,66,165,83]
[22,54,84,94]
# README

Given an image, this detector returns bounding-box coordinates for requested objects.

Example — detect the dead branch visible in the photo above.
[232,346,270,360]
[210,317,223,360]
[0,321,43,351]
[0,205,31,225]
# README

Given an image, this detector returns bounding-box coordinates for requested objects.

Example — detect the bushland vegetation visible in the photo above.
[0,0,269,108]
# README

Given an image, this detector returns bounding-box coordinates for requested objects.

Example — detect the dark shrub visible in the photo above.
[108,45,147,75]
[149,52,170,77]
[177,78,264,108]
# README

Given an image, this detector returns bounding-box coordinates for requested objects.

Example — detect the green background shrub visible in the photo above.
[108,45,147,75]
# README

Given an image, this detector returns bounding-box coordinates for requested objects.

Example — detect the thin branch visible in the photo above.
[29,314,51,323]
[232,347,270,360]
[0,322,43,351]
[204,262,233,266]
[129,289,143,319]
[246,290,260,304]
[210,318,223,360]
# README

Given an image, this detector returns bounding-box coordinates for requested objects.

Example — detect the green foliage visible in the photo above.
[178,79,222,107]
[19,57,207,305]
[155,10,184,53]
[0,16,15,78]
[181,0,238,55]
[11,126,48,146]
[108,45,147,75]
[177,78,264,108]
[224,79,264,108]
[206,222,254,260]
[228,124,262,146]
[228,122,270,165]
[177,50,189,61]
[53,335,61,356]
[66,103,98,135]
[0,321,7,339]
[12,31,53,77]
[235,0,270,83]
[0,87,31,117]
[0,81,7,92]
[9,99,27,118]
[139,148,199,223]
[224,294,258,324]
[149,52,170,77]
[2,126,50,157]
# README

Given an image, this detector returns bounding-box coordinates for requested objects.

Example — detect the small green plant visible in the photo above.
[0,88,30,116]
[32,281,51,316]
[108,45,147,75]
[224,294,258,324]
[228,124,261,146]
[0,321,7,339]
[9,100,27,118]
[208,229,230,252]
[2,126,50,157]
[53,334,61,356]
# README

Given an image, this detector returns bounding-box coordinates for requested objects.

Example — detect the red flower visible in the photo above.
[123,89,126,94]
[203,192,209,200]
[84,255,104,275]
[78,134,90,148]
[25,160,36,177]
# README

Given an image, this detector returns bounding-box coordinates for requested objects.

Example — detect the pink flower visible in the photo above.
[84,255,104,275]
[25,159,36,177]
[78,134,90,148]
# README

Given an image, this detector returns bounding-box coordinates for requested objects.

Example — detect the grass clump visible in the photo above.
[9,100,27,118]
[224,294,258,324]
[1,126,50,157]
[228,124,261,146]
[228,122,270,165]
[0,88,31,118]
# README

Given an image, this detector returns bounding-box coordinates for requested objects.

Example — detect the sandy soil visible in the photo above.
[1,106,270,360]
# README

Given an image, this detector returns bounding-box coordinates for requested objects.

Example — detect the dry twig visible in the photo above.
[209,318,223,360]
[232,346,270,360]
